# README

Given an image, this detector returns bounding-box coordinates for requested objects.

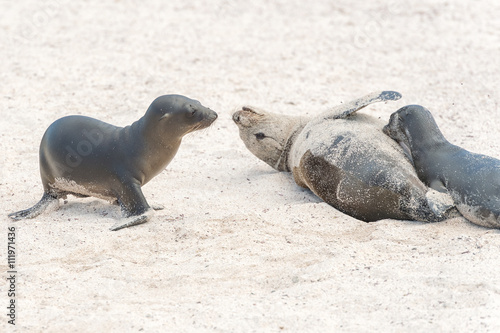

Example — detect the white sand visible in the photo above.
[1,0,500,331]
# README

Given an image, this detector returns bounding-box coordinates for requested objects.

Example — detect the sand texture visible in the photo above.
[1,0,500,332]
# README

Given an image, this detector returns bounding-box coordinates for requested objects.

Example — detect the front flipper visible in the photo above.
[110,181,152,231]
[313,91,402,123]
[109,208,154,231]
[8,192,59,220]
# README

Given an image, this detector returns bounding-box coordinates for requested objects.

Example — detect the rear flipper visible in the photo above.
[8,192,59,220]
[398,187,457,223]
[425,188,455,218]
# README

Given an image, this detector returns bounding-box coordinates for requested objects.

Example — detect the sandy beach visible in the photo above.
[1,0,500,331]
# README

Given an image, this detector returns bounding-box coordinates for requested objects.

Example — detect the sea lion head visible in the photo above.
[383,107,411,145]
[383,105,446,162]
[232,106,302,171]
[145,95,218,137]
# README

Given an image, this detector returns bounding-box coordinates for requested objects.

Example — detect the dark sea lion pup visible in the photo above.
[383,105,500,228]
[9,95,218,231]
[233,91,451,223]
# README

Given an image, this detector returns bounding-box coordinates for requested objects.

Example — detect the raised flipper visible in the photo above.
[311,91,402,125]
[8,192,59,220]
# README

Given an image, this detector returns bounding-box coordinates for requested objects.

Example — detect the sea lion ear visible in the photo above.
[160,113,171,120]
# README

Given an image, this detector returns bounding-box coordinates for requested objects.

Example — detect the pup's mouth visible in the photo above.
[190,111,218,132]
[382,123,392,137]
[201,116,217,128]
[383,120,414,164]
[382,114,400,139]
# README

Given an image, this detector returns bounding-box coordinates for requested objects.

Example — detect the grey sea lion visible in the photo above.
[233,91,451,222]
[383,104,500,228]
[9,95,218,231]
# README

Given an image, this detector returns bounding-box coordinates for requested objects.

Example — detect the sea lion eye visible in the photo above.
[187,104,197,117]
[255,132,265,140]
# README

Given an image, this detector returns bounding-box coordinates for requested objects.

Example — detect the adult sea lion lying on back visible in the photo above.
[233,91,452,223]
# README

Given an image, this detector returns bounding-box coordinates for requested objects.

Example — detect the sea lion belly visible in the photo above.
[290,114,431,222]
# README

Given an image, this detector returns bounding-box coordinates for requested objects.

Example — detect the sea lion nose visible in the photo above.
[208,110,218,121]
[232,111,241,123]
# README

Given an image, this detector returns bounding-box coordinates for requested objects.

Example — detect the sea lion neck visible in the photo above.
[120,115,182,185]
[131,114,182,148]
[276,119,308,172]
[406,112,449,153]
